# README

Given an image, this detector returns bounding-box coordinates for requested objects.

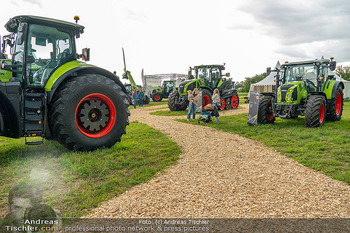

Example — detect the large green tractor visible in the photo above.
[168,64,239,111]
[258,57,344,127]
[0,15,130,150]
[151,80,174,102]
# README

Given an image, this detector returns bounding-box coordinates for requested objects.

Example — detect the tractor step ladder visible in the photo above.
[24,92,45,145]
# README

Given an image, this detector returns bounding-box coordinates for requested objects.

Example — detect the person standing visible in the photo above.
[187,90,195,121]
[212,88,220,122]
[139,90,144,108]
[132,90,139,109]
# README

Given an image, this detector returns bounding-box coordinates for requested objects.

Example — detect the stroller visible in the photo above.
[198,104,215,124]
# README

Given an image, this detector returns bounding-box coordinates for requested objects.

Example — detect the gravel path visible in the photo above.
[88,104,350,218]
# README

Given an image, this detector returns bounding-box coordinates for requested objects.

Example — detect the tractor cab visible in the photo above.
[193,65,228,90]
[1,15,86,88]
[162,80,174,95]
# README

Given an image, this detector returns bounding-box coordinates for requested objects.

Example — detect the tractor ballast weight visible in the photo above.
[167,64,239,111]
[0,15,130,150]
[258,57,344,127]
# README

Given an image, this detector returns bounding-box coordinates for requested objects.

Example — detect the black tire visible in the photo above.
[201,89,212,108]
[49,74,130,151]
[152,92,163,102]
[257,95,275,124]
[144,95,150,104]
[168,91,187,111]
[305,95,326,128]
[326,85,343,121]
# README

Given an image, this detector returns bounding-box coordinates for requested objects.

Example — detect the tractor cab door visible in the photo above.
[25,24,73,87]
[210,67,221,89]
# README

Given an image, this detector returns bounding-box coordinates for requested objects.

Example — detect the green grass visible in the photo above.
[0,122,181,217]
[178,101,350,184]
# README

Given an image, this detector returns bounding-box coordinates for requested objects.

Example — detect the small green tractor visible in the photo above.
[258,57,344,127]
[168,64,239,111]
[0,15,130,150]
[151,80,174,102]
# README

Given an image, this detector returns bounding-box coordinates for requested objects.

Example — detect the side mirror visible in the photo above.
[225,73,230,77]
[82,48,90,61]
[266,67,271,76]
[17,23,28,45]
[330,61,336,71]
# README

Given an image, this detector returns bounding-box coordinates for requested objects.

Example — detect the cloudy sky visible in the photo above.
[2,0,350,83]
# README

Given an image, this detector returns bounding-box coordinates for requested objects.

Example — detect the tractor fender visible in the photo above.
[331,81,344,99]
[45,61,127,103]
[323,80,344,100]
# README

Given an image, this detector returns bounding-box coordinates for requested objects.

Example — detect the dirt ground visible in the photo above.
[88,103,350,218]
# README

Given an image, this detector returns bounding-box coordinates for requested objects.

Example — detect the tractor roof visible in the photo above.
[5,15,84,37]
[194,64,225,70]
[281,58,331,68]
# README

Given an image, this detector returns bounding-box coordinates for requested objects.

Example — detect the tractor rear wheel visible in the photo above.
[230,94,239,109]
[258,95,275,124]
[152,93,163,102]
[326,85,343,121]
[168,90,187,111]
[49,74,130,151]
[201,89,212,108]
[305,95,326,128]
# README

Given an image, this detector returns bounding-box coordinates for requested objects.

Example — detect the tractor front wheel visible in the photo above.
[305,95,326,128]
[168,90,187,111]
[326,85,343,121]
[144,95,150,104]
[257,95,275,124]
[49,74,130,151]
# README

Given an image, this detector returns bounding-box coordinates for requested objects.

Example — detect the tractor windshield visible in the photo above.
[284,64,318,84]
[196,67,222,88]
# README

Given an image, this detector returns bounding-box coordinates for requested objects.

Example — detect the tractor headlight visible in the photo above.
[287,93,291,101]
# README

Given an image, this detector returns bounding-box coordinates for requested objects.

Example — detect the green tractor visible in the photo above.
[258,57,344,127]
[151,80,174,102]
[0,15,130,150]
[168,64,239,111]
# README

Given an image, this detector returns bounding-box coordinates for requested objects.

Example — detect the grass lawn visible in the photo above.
[178,101,350,185]
[0,122,181,217]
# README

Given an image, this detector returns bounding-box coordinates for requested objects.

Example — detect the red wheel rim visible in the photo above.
[75,93,116,138]
[336,92,342,115]
[231,95,239,109]
[267,102,274,121]
[177,104,186,109]
[220,99,225,110]
[319,103,325,124]
[202,95,210,107]
[154,94,161,101]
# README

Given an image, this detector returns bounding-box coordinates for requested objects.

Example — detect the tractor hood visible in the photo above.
[277,81,307,104]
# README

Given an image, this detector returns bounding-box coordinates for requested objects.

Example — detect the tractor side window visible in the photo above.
[26,24,72,87]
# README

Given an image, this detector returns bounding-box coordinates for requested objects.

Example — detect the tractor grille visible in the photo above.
[281,85,293,102]
[187,82,196,92]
